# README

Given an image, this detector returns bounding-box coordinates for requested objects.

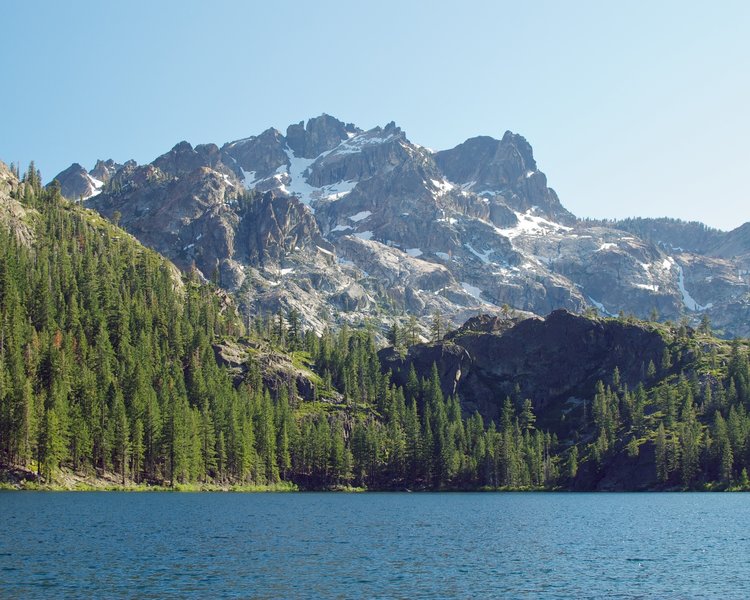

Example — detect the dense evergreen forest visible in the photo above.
[1,165,750,491]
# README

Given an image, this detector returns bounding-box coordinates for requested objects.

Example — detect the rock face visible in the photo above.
[0,161,34,246]
[212,340,320,401]
[90,159,124,184]
[50,159,128,201]
[434,132,575,224]
[43,113,749,337]
[379,310,670,431]
[49,163,101,200]
[285,114,354,159]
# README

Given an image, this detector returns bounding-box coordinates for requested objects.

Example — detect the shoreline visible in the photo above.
[2,466,747,493]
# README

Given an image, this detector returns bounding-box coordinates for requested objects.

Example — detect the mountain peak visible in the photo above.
[286,114,352,159]
[49,162,103,201]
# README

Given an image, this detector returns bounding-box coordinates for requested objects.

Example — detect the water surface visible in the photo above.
[1,492,747,598]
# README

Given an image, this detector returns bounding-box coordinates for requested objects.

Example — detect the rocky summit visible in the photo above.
[49,114,750,337]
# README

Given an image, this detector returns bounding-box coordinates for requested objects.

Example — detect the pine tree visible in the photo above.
[655,422,668,482]
[430,311,443,342]
[112,389,130,484]
[519,399,536,432]
[567,445,578,479]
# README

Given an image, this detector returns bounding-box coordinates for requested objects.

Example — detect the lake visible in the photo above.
[1,492,748,598]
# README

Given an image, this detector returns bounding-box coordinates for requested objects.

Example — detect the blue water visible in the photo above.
[1,492,748,598]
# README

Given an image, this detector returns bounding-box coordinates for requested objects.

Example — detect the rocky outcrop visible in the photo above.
[306,122,412,187]
[285,114,355,159]
[380,310,671,430]
[234,192,333,267]
[88,165,236,276]
[212,340,320,401]
[222,128,289,181]
[50,163,102,200]
[90,159,123,184]
[0,161,34,246]
[434,132,575,224]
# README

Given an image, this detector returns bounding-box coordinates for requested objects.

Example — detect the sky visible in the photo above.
[2,0,748,230]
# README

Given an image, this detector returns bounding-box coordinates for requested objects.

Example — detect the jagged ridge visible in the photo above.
[44,114,750,338]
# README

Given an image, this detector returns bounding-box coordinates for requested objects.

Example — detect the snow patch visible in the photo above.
[349,210,372,223]
[597,243,617,252]
[430,178,454,195]
[220,173,235,187]
[495,210,572,239]
[405,248,423,258]
[85,174,104,198]
[464,243,493,264]
[354,231,373,241]
[329,131,397,155]
[435,252,451,261]
[588,297,615,317]
[677,265,711,311]
[635,283,659,292]
[331,224,353,232]
[282,149,317,210]
[321,181,357,201]
[461,282,486,303]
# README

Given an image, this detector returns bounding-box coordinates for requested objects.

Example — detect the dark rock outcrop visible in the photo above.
[235,191,333,266]
[380,310,670,431]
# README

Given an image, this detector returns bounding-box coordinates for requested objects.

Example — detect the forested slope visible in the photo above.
[2,162,750,491]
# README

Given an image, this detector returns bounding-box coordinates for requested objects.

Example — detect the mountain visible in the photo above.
[48,115,750,337]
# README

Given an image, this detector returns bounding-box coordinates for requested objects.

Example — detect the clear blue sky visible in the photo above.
[2,0,748,230]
